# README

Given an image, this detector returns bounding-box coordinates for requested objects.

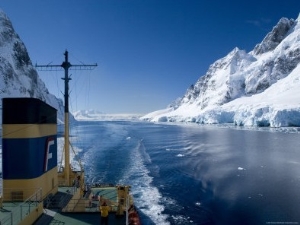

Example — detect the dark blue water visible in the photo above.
[68,121,300,225]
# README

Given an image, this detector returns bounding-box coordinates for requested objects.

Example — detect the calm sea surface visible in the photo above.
[69,121,300,225]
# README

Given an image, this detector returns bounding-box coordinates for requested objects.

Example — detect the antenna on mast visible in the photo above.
[36,50,97,186]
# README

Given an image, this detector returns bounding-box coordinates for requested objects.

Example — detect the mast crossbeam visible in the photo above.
[35,64,97,71]
[35,65,63,71]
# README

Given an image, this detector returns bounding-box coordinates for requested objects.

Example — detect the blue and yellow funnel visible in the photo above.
[2,98,58,201]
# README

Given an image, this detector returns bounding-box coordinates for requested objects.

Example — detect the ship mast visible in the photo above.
[36,50,97,186]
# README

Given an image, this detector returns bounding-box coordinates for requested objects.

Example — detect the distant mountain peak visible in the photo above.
[253,17,295,55]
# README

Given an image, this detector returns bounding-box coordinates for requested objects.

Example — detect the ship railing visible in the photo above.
[43,185,76,210]
[62,189,119,213]
[0,188,42,225]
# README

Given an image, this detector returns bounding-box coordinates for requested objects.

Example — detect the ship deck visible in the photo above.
[33,186,128,225]
[35,210,126,225]
[0,185,129,225]
[0,201,28,224]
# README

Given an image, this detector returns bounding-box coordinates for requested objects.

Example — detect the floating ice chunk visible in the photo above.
[238,167,246,170]
[176,154,185,157]
[126,137,131,140]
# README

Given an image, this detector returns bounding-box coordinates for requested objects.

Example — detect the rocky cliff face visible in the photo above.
[177,16,299,110]
[0,9,67,123]
[177,47,256,110]
[253,17,295,55]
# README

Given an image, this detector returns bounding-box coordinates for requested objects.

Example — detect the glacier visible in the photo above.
[73,109,142,121]
[142,14,300,128]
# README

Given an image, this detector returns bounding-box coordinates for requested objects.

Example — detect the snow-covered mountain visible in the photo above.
[73,109,142,121]
[142,14,300,127]
[0,9,68,124]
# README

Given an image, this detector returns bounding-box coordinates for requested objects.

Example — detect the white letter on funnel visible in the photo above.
[45,139,54,172]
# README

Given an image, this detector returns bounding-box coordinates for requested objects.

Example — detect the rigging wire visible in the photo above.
[66,52,96,174]
[65,51,96,113]
[69,67,93,112]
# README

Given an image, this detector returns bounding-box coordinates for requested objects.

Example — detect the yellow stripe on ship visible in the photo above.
[3,124,56,138]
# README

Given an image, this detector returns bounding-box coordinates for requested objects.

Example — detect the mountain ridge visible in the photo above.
[142,14,300,127]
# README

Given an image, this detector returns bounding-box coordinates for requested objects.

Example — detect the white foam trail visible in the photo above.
[119,140,170,225]
[58,131,170,224]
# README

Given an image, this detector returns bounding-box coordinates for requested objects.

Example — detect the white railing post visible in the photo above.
[20,204,23,222]
[126,196,129,225]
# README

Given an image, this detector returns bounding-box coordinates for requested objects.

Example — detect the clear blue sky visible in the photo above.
[1,1,300,114]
